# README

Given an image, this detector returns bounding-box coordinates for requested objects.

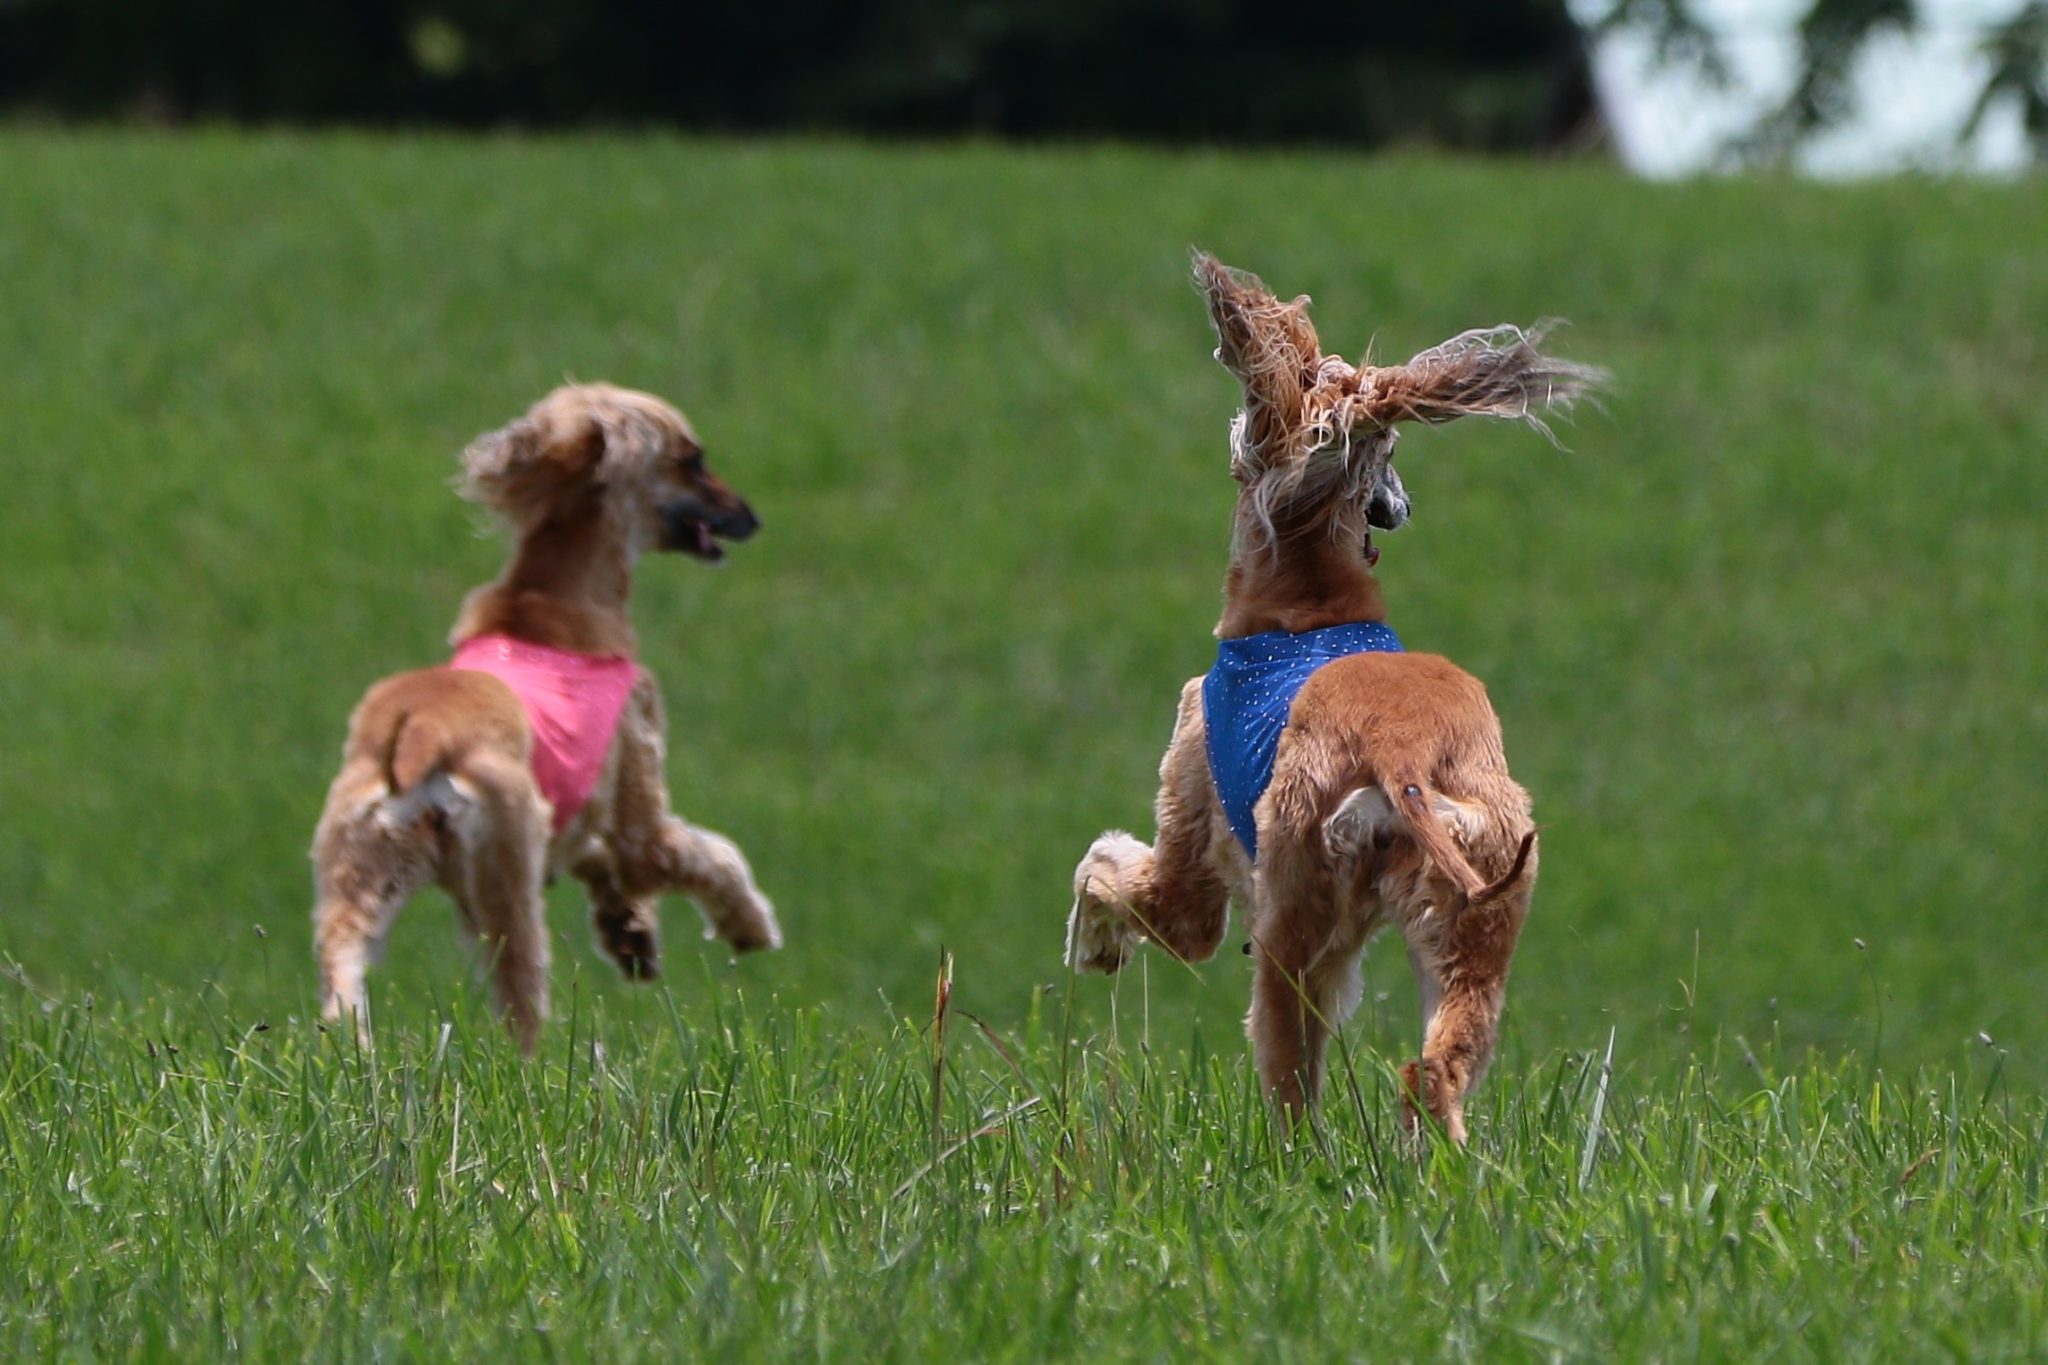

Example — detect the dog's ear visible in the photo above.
[458,406,606,524]
[1193,253,1327,475]
[1351,325,1605,442]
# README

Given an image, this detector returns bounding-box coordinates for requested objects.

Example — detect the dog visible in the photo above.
[1068,256,1599,1141]
[311,383,783,1050]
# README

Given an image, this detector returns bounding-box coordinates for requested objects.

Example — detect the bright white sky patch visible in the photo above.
[1572,0,2033,176]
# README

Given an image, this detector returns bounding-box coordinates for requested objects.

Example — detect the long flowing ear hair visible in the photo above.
[1193,251,1605,546]
[1345,323,1605,442]
[1195,255,1322,478]
[457,388,668,528]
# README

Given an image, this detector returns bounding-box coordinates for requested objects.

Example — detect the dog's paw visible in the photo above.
[611,934,662,982]
[1073,831,1150,901]
[1066,832,1149,973]
[593,900,664,981]
[1066,897,1135,974]
[1397,1059,1468,1148]
[723,917,782,955]
[710,894,783,955]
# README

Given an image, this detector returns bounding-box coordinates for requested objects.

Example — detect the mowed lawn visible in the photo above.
[0,132,2044,1357]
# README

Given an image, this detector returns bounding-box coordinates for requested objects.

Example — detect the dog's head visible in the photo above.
[1194,253,1601,561]
[458,383,759,562]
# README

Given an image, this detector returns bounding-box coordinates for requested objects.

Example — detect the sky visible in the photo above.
[1573,0,2034,176]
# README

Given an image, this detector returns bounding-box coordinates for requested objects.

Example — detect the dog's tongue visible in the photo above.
[696,522,717,556]
[1364,533,1381,568]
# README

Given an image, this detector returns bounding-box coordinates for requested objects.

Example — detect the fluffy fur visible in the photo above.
[1068,255,1600,1141]
[311,383,782,1050]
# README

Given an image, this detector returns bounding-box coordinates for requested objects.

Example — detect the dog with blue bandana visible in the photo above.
[1068,255,1600,1141]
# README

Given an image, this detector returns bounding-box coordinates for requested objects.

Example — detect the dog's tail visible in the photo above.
[370,710,528,888]
[383,708,461,796]
[357,710,463,844]
[1324,775,1534,904]
[1387,777,1491,900]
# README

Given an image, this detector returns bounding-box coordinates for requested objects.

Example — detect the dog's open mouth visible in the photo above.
[662,505,728,562]
[1363,531,1380,568]
[686,519,723,561]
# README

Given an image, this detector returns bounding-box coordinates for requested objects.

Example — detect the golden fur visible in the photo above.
[1069,256,1599,1140]
[311,383,782,1050]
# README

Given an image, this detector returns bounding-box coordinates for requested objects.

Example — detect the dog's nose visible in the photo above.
[717,503,761,539]
[1367,469,1411,532]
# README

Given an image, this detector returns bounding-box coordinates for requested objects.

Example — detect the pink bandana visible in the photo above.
[449,634,643,832]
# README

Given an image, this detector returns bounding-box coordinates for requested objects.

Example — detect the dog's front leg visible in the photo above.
[573,840,662,980]
[608,675,783,955]
[1242,829,1364,1121]
[1070,678,1233,972]
[640,822,781,953]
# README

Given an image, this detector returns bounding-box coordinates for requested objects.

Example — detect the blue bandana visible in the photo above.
[1202,621,1404,860]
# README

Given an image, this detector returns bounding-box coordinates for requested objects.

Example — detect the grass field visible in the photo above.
[1,131,2044,1357]
[5,992,2043,1359]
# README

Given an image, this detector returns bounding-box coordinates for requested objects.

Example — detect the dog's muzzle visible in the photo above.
[1366,466,1410,533]
[660,499,759,561]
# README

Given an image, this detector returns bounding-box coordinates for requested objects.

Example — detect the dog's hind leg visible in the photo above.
[310,761,443,1044]
[1398,968,1497,1148]
[607,676,782,955]
[441,750,554,1052]
[1398,835,1537,1146]
[1070,679,1234,972]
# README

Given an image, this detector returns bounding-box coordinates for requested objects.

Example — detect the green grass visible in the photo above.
[3,994,2042,1359]
[1,130,2045,1356]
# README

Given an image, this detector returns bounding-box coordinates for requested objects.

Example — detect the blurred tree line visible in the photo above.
[0,0,1599,149]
